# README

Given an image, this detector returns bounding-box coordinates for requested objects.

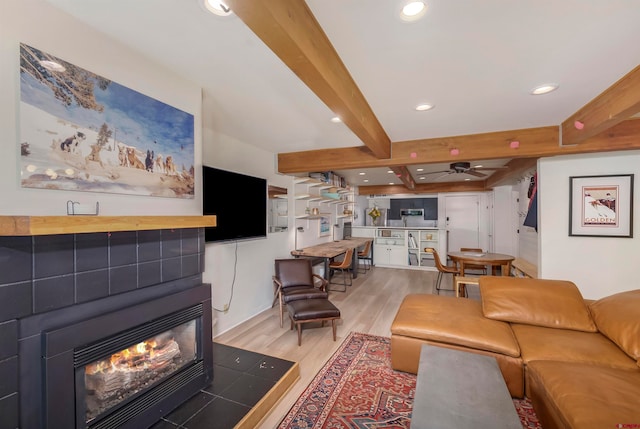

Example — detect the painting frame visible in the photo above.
[19,43,195,199]
[318,216,331,237]
[569,174,634,238]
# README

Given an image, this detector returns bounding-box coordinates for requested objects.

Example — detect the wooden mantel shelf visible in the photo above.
[0,215,217,236]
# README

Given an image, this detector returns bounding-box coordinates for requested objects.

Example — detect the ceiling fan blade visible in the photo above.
[421,169,453,175]
[431,172,453,181]
[473,166,508,171]
[465,170,487,178]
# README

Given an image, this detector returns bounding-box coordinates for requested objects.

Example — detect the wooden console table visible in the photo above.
[412,345,522,429]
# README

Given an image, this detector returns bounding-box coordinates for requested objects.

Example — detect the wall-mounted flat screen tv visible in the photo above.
[202,166,267,243]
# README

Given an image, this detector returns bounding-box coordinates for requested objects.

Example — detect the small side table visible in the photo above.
[411,345,522,429]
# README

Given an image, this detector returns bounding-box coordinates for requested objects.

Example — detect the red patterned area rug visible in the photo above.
[277,332,541,428]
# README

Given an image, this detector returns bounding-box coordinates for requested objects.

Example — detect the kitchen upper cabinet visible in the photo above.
[389,199,402,219]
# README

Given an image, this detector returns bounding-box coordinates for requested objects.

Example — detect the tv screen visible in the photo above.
[202,166,267,243]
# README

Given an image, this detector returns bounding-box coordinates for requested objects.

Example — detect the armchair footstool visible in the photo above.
[287,299,341,346]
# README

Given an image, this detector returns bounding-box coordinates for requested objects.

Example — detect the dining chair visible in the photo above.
[328,248,354,292]
[424,248,460,294]
[357,240,372,274]
[459,247,488,276]
[273,258,329,327]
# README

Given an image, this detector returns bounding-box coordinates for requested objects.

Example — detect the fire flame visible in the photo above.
[86,338,163,375]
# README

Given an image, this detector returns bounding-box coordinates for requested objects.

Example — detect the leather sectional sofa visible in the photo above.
[390,277,640,429]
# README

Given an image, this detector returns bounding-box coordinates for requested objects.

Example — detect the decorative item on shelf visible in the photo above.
[305,207,310,215]
[426,233,433,240]
[368,206,381,226]
[311,207,320,215]
[343,208,352,215]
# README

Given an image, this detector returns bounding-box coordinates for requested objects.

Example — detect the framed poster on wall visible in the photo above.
[569,174,634,238]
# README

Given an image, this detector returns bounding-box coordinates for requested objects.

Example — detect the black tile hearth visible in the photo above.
[153,343,295,429]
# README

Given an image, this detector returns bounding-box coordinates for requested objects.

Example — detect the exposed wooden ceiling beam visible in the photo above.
[359,181,487,196]
[485,158,538,188]
[225,0,391,159]
[278,119,640,174]
[562,64,640,146]
[388,166,416,190]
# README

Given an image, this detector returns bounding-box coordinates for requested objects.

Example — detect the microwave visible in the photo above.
[400,208,423,216]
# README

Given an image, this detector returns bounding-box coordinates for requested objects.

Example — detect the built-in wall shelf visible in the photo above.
[0,215,217,236]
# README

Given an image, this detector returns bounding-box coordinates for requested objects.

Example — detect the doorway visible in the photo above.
[444,195,480,253]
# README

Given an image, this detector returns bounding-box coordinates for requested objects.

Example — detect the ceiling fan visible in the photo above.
[424,162,508,179]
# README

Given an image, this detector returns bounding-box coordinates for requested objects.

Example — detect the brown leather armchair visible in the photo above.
[273,258,329,327]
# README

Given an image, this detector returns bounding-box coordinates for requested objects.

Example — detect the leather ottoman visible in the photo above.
[287,299,341,345]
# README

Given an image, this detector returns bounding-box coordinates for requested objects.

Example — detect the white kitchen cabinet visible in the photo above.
[373,228,407,267]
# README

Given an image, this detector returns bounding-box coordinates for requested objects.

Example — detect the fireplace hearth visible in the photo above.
[0,228,211,429]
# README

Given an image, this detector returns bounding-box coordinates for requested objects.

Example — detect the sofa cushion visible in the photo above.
[480,277,597,332]
[391,294,520,357]
[589,289,640,360]
[527,361,640,429]
[511,323,638,370]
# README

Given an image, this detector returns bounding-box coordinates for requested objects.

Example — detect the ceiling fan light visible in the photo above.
[330,116,342,123]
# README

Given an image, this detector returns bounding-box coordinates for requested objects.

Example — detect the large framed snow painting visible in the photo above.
[569,174,634,238]
[19,43,195,198]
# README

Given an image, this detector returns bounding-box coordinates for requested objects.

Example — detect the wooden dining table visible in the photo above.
[448,251,515,277]
[291,237,373,280]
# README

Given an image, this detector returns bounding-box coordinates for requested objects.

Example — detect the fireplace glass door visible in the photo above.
[81,318,197,424]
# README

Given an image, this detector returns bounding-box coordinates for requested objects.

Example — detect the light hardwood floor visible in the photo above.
[215,266,455,428]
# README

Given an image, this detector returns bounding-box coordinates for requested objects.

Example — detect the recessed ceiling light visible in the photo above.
[417,168,424,172]
[330,116,342,123]
[364,179,369,183]
[530,84,558,95]
[415,103,434,111]
[465,178,471,181]
[387,170,394,174]
[203,0,232,16]
[419,176,426,180]
[474,164,483,168]
[359,172,366,175]
[400,1,427,21]
[389,182,395,185]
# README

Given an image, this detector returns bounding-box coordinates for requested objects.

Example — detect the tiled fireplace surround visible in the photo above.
[0,227,207,429]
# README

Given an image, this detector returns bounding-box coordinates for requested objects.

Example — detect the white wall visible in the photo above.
[539,150,640,299]
[492,186,518,256]
[1,0,202,215]
[201,108,294,335]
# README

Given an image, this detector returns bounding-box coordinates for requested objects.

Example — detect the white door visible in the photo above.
[444,195,480,252]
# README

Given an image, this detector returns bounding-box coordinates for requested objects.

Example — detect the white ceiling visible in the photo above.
[45,0,640,186]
